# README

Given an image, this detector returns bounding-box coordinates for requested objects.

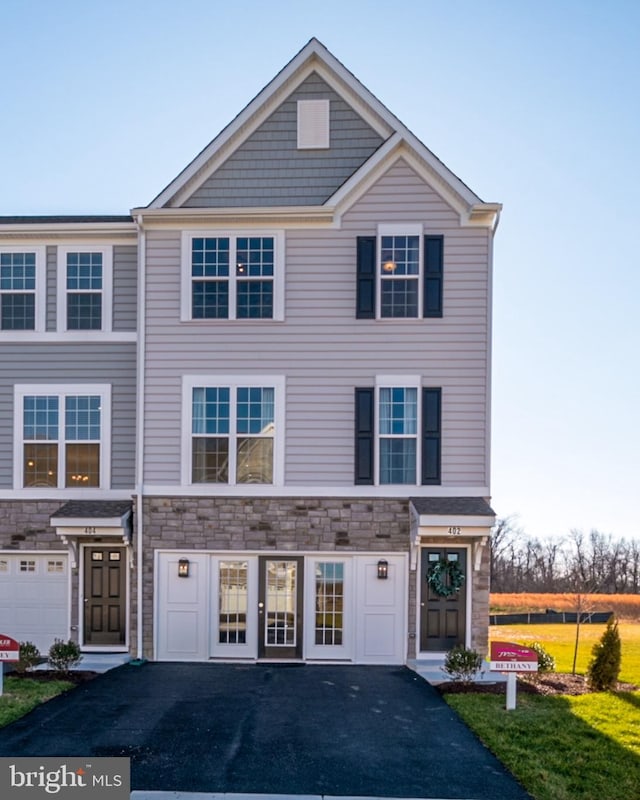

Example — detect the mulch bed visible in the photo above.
[8,671,99,686]
[438,673,639,696]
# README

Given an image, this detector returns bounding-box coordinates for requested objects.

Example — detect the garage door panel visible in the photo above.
[0,554,69,652]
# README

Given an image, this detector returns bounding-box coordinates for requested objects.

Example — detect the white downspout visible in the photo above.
[134,213,146,660]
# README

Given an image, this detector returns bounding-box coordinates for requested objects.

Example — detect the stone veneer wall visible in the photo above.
[141,496,412,658]
[0,500,137,651]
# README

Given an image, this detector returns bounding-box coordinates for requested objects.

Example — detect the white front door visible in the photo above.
[304,557,353,660]
[210,555,258,659]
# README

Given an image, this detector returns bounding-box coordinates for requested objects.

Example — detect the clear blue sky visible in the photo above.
[2,0,638,542]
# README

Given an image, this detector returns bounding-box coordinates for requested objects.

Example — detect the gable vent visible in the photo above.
[297,99,330,149]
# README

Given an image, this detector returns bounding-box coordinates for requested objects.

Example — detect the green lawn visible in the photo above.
[446,692,640,800]
[490,622,640,683]
[445,622,640,800]
[0,677,74,728]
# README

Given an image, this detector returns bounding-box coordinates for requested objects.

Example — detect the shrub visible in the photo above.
[48,639,83,673]
[587,616,621,691]
[442,645,483,684]
[529,641,556,674]
[14,641,41,674]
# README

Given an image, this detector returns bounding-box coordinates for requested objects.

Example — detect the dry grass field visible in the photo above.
[491,592,640,620]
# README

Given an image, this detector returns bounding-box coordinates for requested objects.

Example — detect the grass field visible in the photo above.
[446,615,640,800]
[0,677,74,728]
[491,592,640,620]
[490,621,640,684]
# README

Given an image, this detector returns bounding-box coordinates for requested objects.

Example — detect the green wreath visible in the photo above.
[427,559,465,597]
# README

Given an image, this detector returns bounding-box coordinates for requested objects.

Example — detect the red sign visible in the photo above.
[0,635,20,662]
[490,640,538,672]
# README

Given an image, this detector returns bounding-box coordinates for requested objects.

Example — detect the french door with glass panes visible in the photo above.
[210,556,258,658]
[258,556,304,659]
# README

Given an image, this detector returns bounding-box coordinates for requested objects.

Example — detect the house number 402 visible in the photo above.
[447,526,462,536]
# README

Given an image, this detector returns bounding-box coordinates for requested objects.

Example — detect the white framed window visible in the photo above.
[297,99,330,149]
[181,231,284,322]
[57,246,113,332]
[182,375,285,486]
[378,224,422,318]
[0,246,46,332]
[376,375,421,485]
[14,384,111,490]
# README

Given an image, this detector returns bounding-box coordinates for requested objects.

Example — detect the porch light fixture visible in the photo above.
[178,558,190,578]
[377,559,389,579]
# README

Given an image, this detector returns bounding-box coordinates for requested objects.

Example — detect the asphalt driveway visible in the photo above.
[0,663,531,799]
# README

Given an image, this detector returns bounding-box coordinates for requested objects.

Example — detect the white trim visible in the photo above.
[0,223,135,237]
[0,331,136,343]
[304,556,354,661]
[56,245,113,333]
[180,230,285,322]
[146,39,484,211]
[181,375,286,487]
[140,484,490,499]
[376,222,423,320]
[79,541,129,651]
[0,245,46,333]
[13,383,112,491]
[416,543,472,658]
[209,554,258,659]
[374,375,421,488]
[0,489,131,500]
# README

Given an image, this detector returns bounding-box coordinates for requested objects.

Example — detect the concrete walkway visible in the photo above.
[0,663,531,800]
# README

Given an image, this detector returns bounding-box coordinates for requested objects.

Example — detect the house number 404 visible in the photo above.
[448,526,462,536]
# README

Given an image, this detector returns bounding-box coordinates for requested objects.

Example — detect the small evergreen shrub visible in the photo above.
[529,641,556,674]
[15,641,41,673]
[442,645,483,684]
[48,639,83,673]
[587,616,621,691]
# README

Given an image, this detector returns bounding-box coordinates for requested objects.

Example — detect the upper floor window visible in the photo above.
[354,379,441,486]
[181,231,284,322]
[182,376,284,486]
[356,227,443,320]
[378,386,418,484]
[14,384,111,489]
[57,246,112,332]
[0,247,46,332]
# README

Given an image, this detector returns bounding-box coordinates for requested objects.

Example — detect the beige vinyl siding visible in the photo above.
[0,343,136,489]
[143,159,490,489]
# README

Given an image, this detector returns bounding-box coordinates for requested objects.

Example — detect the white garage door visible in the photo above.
[0,553,69,653]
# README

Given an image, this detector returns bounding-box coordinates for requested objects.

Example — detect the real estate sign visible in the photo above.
[489,640,539,672]
[0,634,20,697]
[489,641,539,710]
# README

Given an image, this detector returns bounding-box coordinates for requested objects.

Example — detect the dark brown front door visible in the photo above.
[420,548,466,652]
[83,546,126,646]
[258,556,303,659]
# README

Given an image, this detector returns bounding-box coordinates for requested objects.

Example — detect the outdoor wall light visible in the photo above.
[377,559,389,579]
[178,558,190,578]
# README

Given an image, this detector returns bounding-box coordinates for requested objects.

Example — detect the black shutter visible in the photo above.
[422,387,441,484]
[423,235,443,318]
[354,388,374,484]
[356,236,376,319]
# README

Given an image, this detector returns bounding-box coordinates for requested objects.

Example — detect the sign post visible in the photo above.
[489,641,538,710]
[0,635,21,697]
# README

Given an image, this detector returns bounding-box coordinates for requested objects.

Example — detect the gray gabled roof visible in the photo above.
[0,215,133,224]
[51,500,133,520]
[410,497,496,517]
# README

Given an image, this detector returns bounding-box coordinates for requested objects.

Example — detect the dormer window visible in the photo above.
[297,99,330,149]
